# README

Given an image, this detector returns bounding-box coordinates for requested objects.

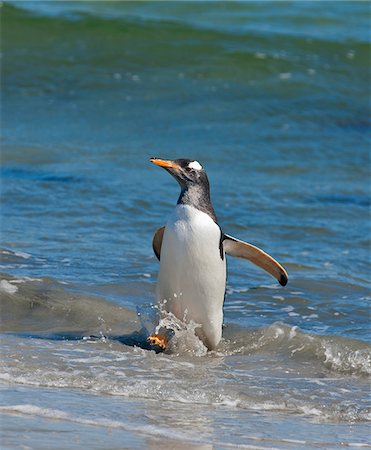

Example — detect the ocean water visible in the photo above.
[1,1,370,448]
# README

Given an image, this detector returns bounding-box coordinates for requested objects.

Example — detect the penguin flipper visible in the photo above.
[223,234,288,286]
[152,226,165,260]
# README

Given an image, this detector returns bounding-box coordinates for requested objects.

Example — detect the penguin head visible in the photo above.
[150,157,217,221]
[150,158,209,190]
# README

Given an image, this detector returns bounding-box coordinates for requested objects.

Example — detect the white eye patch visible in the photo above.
[188,160,202,170]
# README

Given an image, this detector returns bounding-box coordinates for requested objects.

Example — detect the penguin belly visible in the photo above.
[156,204,226,350]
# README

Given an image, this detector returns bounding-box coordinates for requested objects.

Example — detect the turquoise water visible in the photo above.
[1,2,370,448]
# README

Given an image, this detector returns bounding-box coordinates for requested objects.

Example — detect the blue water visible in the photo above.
[1,2,370,448]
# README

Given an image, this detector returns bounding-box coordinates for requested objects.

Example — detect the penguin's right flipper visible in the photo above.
[223,234,288,286]
[152,226,165,260]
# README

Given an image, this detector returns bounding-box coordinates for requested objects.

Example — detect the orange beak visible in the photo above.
[150,158,180,170]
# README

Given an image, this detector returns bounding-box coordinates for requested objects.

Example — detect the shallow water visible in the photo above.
[1,1,370,448]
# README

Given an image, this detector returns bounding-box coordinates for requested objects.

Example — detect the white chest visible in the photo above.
[165,204,221,252]
[156,205,226,349]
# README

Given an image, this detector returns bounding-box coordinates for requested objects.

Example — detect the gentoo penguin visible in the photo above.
[149,158,288,351]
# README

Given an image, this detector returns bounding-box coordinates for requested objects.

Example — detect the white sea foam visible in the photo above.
[1,401,368,449]
[279,72,292,80]
[0,404,192,442]
[1,249,32,259]
[9,277,43,284]
[254,52,267,59]
[226,287,249,294]
[0,358,369,424]
[14,251,32,259]
[258,323,371,376]
[0,280,18,294]
[323,344,371,376]
[260,284,281,290]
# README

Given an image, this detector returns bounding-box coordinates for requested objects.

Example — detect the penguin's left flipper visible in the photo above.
[153,226,165,260]
[223,234,288,286]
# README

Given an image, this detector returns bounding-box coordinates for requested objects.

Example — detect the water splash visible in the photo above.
[225,322,371,376]
[137,302,208,356]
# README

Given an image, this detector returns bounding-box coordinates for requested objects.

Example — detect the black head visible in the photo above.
[150,157,217,222]
[150,157,208,190]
